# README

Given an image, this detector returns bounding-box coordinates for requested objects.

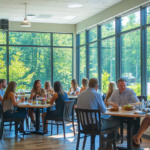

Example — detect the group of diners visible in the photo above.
[0,78,150,149]
[0,78,88,132]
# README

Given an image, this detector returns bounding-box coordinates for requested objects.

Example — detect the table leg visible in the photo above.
[127,117,133,150]
[36,108,40,131]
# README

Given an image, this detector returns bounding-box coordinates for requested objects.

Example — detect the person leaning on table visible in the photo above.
[106,78,140,136]
[77,78,120,150]
[2,81,27,132]
[0,79,7,103]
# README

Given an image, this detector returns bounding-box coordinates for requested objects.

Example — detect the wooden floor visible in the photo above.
[0,121,150,150]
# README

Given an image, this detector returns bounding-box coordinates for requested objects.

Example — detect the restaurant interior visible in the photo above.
[0,0,150,150]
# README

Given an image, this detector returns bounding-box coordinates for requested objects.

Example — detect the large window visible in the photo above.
[0,31,73,91]
[101,38,116,93]
[79,46,86,87]
[121,30,141,95]
[80,32,86,45]
[53,48,72,91]
[89,43,98,79]
[89,28,97,42]
[0,46,7,79]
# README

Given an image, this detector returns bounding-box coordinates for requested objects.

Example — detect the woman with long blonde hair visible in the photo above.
[69,79,80,95]
[104,81,117,106]
[80,78,89,92]
[3,81,27,132]
[44,81,54,95]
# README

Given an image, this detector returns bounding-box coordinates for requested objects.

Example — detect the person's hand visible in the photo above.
[20,97,25,102]
[0,96,3,102]
[113,103,119,108]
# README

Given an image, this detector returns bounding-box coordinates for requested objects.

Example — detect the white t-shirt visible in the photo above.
[70,87,80,94]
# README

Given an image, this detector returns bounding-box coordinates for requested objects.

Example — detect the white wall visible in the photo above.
[76,0,149,33]
[9,21,76,79]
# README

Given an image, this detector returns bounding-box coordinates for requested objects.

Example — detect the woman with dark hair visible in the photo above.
[42,81,69,133]
[69,79,80,95]
[28,80,45,126]
[3,81,27,131]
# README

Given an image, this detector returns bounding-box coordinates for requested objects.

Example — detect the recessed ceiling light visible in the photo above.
[68,3,83,8]
[63,16,77,19]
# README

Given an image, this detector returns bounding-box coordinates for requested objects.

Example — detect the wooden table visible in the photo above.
[103,108,146,150]
[18,103,53,134]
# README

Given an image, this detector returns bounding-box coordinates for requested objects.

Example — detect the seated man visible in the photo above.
[0,79,7,103]
[107,78,140,136]
[77,78,120,150]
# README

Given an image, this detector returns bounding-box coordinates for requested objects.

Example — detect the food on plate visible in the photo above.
[110,107,119,111]
[122,104,135,110]
[32,101,36,104]
[38,101,41,104]
[47,99,50,104]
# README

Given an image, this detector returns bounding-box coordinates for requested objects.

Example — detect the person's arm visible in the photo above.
[30,92,35,100]
[9,92,25,106]
[107,91,119,108]
[49,93,58,105]
[129,89,140,104]
[97,95,106,113]
[0,96,3,102]
[75,87,80,95]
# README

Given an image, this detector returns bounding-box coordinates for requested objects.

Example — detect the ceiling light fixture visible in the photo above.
[20,3,31,27]
[68,3,83,8]
[63,16,77,19]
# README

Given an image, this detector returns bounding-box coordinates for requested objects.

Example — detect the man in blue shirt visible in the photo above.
[77,78,119,150]
[0,79,7,103]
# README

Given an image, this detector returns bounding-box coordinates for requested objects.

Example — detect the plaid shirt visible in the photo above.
[108,88,139,106]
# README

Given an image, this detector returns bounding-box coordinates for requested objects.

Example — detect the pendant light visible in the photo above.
[20,3,31,27]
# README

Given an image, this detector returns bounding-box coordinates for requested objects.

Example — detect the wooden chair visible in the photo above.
[43,100,75,138]
[75,108,117,150]
[0,104,25,140]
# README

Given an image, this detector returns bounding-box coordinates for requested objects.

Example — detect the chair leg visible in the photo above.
[62,120,66,138]
[76,132,80,150]
[72,117,75,136]
[9,121,12,131]
[57,122,59,134]
[15,121,18,136]
[90,135,95,150]
[22,119,24,138]
[113,130,117,150]
[82,134,87,150]
[43,117,46,135]
[100,135,103,150]
[0,122,4,140]
[120,122,124,144]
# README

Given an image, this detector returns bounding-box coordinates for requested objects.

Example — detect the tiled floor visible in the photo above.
[0,121,150,150]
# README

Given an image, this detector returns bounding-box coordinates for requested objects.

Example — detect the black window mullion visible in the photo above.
[141,6,147,96]
[76,34,80,84]
[51,33,53,86]
[86,30,89,80]
[97,25,101,90]
[7,31,9,83]
[115,17,121,83]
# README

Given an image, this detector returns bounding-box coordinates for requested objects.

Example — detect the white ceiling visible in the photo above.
[0,0,122,24]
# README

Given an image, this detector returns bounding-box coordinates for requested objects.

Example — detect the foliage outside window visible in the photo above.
[121,11,140,32]
[80,32,86,45]
[0,32,6,44]
[102,21,115,38]
[89,43,98,79]
[121,30,141,95]
[89,28,97,42]
[79,46,86,87]
[101,38,116,93]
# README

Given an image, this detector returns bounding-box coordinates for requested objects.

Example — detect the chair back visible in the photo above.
[75,108,101,134]
[63,100,75,120]
[0,104,4,140]
[137,95,147,101]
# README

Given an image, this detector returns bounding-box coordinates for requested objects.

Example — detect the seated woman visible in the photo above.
[133,117,150,147]
[69,79,80,95]
[80,78,89,92]
[44,81,54,97]
[104,81,117,107]
[29,80,45,126]
[3,81,27,131]
[42,81,69,133]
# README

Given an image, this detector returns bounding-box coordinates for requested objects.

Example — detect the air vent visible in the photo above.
[27,14,36,17]
[37,14,53,18]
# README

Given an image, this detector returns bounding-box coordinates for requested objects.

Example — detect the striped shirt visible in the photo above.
[77,88,106,113]
[108,88,139,106]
